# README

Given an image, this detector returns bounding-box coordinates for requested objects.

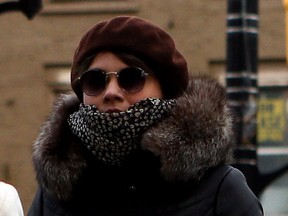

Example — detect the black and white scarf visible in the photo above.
[68,98,175,166]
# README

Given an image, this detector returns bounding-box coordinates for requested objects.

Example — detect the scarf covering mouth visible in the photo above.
[68,98,176,166]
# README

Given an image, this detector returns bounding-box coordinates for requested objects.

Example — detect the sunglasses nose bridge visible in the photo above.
[105,71,120,86]
[105,71,122,89]
[106,71,119,78]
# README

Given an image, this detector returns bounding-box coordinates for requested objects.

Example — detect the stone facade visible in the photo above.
[0,0,286,213]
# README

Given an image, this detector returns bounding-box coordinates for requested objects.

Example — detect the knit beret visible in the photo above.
[71,16,189,99]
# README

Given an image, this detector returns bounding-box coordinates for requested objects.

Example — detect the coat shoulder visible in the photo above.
[215,167,264,215]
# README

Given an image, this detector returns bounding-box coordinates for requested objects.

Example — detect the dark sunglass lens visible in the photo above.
[81,69,106,96]
[118,68,146,93]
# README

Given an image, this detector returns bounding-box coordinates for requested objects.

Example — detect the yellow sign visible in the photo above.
[257,98,286,142]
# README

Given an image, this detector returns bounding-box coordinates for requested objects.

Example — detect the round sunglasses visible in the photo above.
[79,67,149,96]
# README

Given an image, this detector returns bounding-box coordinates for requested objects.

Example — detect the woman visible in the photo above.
[28,16,263,215]
[0,181,24,216]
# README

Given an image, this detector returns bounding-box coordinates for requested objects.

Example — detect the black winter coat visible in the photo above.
[28,77,263,216]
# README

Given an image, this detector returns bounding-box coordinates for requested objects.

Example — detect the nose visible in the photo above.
[102,76,125,102]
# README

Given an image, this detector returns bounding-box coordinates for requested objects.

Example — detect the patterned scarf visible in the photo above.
[68,98,175,166]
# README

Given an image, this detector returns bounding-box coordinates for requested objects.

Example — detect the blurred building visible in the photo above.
[0,0,287,214]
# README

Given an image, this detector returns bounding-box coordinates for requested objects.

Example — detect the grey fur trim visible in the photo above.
[142,76,233,181]
[32,94,85,201]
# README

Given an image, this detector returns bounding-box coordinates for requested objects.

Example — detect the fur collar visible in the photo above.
[32,76,233,201]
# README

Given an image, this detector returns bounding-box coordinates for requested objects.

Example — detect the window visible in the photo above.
[44,63,72,102]
[256,62,288,216]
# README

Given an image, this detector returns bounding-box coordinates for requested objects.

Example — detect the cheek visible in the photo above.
[144,79,163,99]
[129,80,163,103]
[141,88,163,99]
[83,94,101,106]
[151,86,163,98]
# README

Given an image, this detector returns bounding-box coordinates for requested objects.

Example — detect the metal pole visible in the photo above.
[226,0,260,194]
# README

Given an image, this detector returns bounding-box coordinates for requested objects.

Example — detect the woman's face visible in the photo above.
[83,52,163,112]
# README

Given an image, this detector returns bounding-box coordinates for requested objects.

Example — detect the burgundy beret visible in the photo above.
[71,16,188,99]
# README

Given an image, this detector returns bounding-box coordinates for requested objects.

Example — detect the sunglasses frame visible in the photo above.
[78,67,149,96]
